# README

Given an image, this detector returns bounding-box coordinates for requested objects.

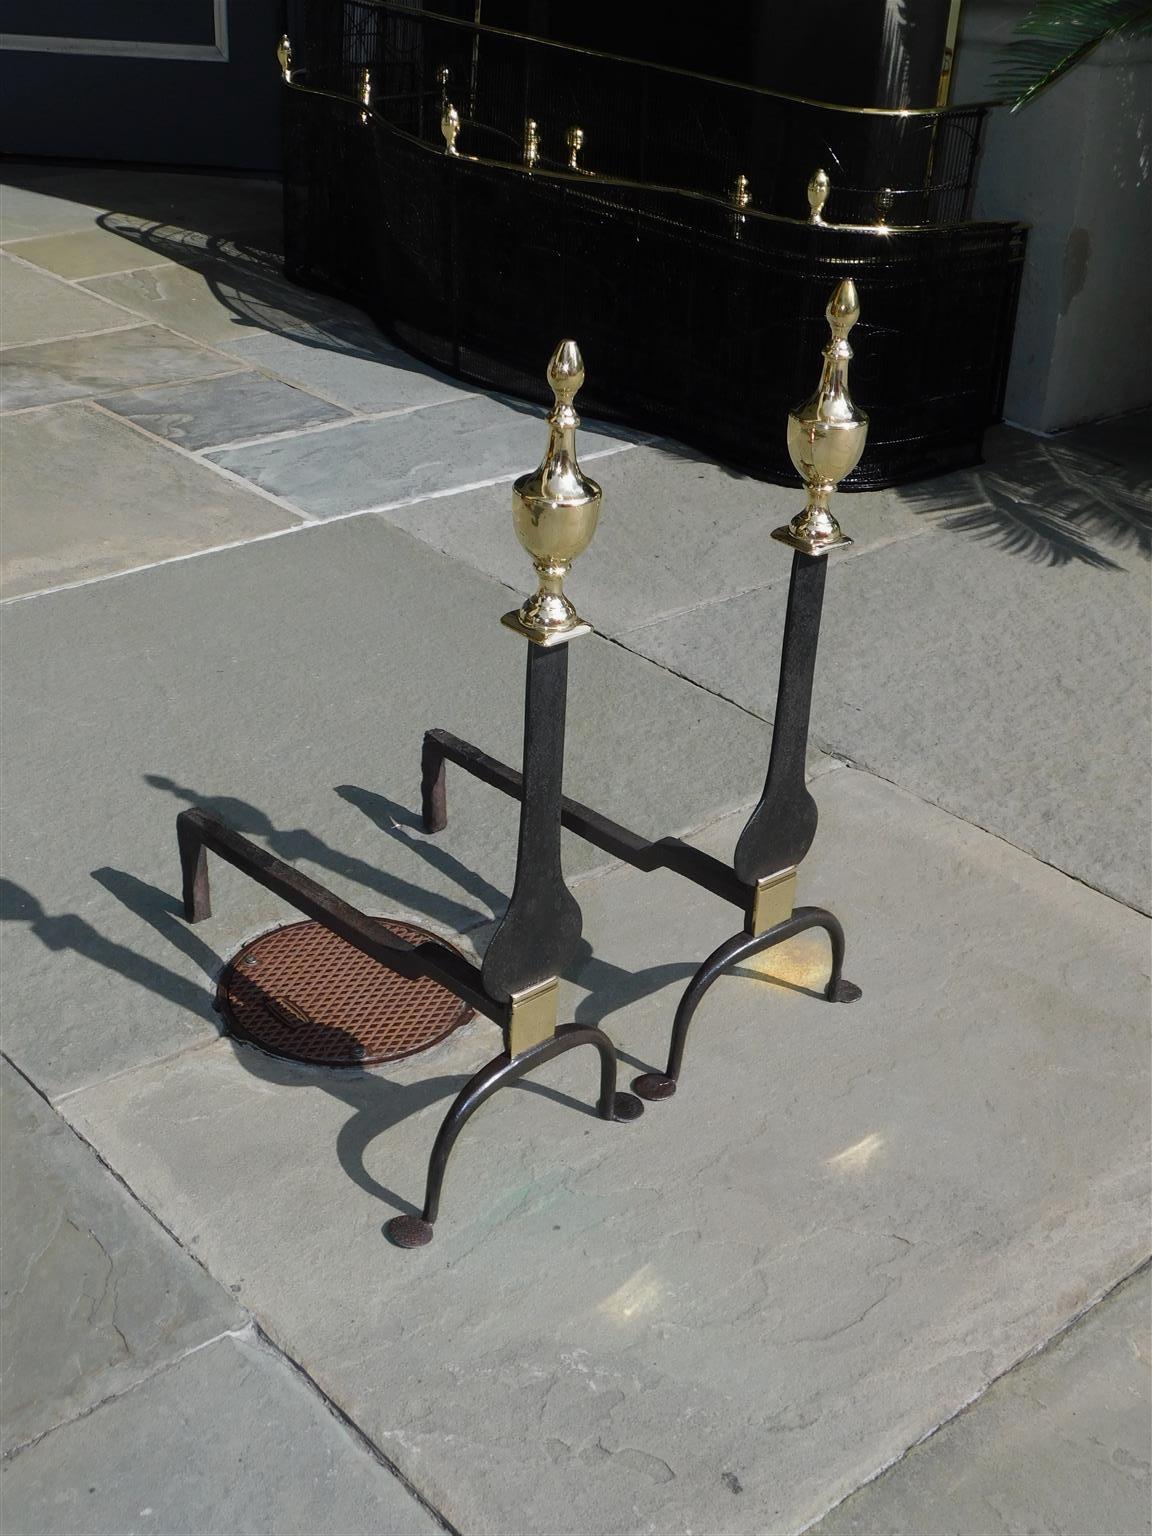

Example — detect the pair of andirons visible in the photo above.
[177,280,867,1248]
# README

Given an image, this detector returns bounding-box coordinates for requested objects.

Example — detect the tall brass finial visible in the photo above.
[807,168,830,225]
[442,102,460,155]
[773,279,869,555]
[359,68,372,124]
[276,33,293,83]
[502,341,601,646]
[566,126,585,172]
[524,118,541,169]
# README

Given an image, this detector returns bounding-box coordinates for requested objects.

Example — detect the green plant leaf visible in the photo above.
[992,0,1152,109]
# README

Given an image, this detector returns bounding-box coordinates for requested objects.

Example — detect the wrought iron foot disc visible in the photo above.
[385,1214,435,1248]
[826,978,863,1003]
[611,1091,645,1121]
[631,1073,678,1101]
[217,918,475,1067]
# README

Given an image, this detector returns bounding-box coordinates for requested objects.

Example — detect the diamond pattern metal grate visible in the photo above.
[217,918,475,1067]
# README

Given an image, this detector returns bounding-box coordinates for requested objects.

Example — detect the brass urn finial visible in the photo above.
[773,279,869,555]
[807,168,830,224]
[566,125,585,172]
[524,118,541,169]
[502,340,601,645]
[442,101,460,155]
[276,33,293,83]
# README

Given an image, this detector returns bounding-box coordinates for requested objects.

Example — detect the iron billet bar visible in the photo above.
[176,807,500,1023]
[422,728,749,909]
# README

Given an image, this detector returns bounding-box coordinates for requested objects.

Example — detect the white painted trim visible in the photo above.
[1,0,229,62]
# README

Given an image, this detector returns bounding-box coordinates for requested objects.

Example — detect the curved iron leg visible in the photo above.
[386,1024,643,1247]
[632,906,860,1102]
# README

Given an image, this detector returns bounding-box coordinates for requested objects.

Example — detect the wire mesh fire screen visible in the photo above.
[280,1,1026,488]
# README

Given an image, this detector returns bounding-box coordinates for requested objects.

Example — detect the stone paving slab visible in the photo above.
[0,1060,244,1456]
[624,515,1152,913]
[207,396,631,517]
[0,255,132,349]
[0,1333,443,1536]
[380,439,928,635]
[0,515,776,1097]
[96,371,351,450]
[220,330,477,415]
[6,227,174,281]
[0,404,299,598]
[61,769,1151,1536]
[0,324,244,412]
[0,167,282,241]
[810,1266,1151,1536]
[1,178,108,241]
[78,257,364,348]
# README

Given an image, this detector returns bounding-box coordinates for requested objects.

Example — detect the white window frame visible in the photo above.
[0,0,229,62]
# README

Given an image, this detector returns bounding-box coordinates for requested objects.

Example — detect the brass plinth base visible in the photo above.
[501,610,592,647]
[771,525,853,556]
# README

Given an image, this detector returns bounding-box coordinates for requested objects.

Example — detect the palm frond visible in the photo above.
[992,0,1152,109]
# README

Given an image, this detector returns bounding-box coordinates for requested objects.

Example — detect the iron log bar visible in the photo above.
[422,728,749,909]
[177,807,497,1021]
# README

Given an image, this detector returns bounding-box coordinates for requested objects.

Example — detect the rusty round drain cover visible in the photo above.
[216,919,475,1067]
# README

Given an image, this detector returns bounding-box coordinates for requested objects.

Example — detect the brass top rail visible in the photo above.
[344,0,996,119]
[282,73,1013,239]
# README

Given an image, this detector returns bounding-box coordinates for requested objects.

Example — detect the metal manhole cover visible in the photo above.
[216,918,475,1067]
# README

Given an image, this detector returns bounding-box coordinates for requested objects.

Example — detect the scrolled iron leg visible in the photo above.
[177,809,211,922]
[386,1023,643,1248]
[421,732,447,834]
[632,906,860,1102]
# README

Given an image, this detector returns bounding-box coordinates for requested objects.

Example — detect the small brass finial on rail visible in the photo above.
[442,102,461,155]
[732,173,751,236]
[807,168,830,225]
[276,33,293,83]
[524,118,541,169]
[773,279,869,555]
[566,125,585,172]
[502,340,601,646]
[359,68,372,124]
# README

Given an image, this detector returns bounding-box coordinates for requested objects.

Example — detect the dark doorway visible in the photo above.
[0,0,284,168]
